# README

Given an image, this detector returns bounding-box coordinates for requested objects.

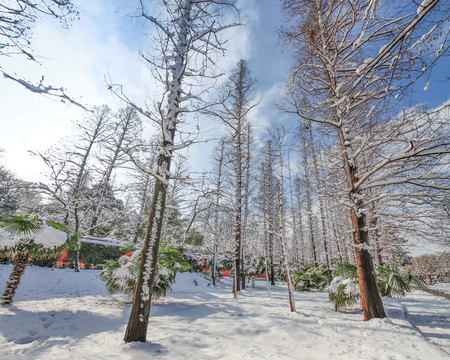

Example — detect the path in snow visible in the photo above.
[0,265,449,360]
[397,292,450,355]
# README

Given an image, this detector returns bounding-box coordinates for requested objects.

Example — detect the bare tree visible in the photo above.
[210,59,257,296]
[280,0,449,320]
[0,0,87,108]
[270,125,296,312]
[88,106,142,236]
[109,0,239,343]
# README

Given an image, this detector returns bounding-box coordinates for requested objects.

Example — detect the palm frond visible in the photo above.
[0,214,42,236]
[335,262,358,280]
[408,273,428,290]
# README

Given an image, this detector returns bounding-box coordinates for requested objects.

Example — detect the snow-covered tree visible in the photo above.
[280,0,449,320]
[109,0,239,343]
[210,59,257,296]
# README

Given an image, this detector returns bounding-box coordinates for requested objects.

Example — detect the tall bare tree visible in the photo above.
[211,59,257,296]
[281,0,449,320]
[111,0,239,343]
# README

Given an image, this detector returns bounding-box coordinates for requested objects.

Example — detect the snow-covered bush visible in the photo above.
[328,276,361,311]
[292,264,329,291]
[99,247,190,299]
[244,254,266,276]
[328,262,429,311]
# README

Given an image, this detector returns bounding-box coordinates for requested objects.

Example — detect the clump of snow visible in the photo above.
[417,0,433,15]
[329,276,360,296]
[33,226,67,248]
[0,226,66,249]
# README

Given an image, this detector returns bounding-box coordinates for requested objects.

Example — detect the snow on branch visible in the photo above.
[2,71,90,111]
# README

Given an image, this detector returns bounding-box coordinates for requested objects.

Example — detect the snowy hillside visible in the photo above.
[0,265,448,359]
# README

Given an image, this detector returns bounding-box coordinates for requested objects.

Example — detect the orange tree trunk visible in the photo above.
[338,129,386,321]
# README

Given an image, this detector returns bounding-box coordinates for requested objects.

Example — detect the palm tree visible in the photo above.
[0,214,68,305]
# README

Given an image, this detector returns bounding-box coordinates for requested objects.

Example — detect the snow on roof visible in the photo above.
[80,236,127,248]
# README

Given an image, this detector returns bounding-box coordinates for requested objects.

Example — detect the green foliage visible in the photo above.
[0,214,69,259]
[99,247,191,299]
[328,262,429,311]
[334,262,358,280]
[273,265,286,281]
[0,214,41,236]
[80,243,123,269]
[376,265,427,297]
[184,229,204,247]
[406,273,429,291]
[292,264,329,291]
[244,254,266,276]
[328,276,361,311]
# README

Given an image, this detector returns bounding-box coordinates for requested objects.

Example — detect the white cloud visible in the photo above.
[0,0,156,181]
[0,0,260,182]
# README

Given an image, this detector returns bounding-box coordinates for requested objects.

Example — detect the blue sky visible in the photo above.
[0,0,448,181]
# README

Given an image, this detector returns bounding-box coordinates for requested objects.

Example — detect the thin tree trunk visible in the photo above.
[212,143,224,286]
[1,252,30,305]
[295,178,306,266]
[240,124,252,290]
[287,152,301,271]
[307,122,331,280]
[267,142,276,286]
[300,125,318,266]
[275,131,295,312]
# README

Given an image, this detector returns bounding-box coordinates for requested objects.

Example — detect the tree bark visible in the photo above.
[300,125,318,266]
[123,160,170,342]
[1,252,30,305]
[338,128,386,320]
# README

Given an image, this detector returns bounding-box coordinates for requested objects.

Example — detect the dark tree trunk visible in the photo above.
[269,233,275,286]
[241,251,246,290]
[1,252,30,305]
[351,209,386,320]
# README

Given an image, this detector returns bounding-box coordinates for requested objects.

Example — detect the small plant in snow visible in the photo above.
[100,247,190,299]
[292,264,329,291]
[328,276,361,311]
[328,262,429,311]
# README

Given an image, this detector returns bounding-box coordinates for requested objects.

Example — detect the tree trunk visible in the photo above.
[300,125,318,266]
[287,152,301,271]
[267,142,276,286]
[275,129,295,312]
[212,143,224,286]
[123,173,169,342]
[307,122,331,280]
[1,252,30,305]
[338,128,386,320]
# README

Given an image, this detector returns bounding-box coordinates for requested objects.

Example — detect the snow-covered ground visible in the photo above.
[0,265,449,360]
